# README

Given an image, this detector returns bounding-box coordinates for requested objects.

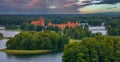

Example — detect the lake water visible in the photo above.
[0,39,8,49]
[0,30,63,62]
[0,30,20,37]
[89,26,107,35]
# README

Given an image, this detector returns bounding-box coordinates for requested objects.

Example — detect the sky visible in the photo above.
[0,0,120,14]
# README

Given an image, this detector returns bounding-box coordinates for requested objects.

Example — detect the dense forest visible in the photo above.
[6,31,69,50]
[64,26,92,39]
[0,14,120,26]
[20,22,61,32]
[63,35,120,62]
[0,14,120,36]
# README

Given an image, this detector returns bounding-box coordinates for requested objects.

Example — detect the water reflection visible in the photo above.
[0,30,62,62]
[0,51,63,62]
[0,39,63,62]
[0,52,8,62]
[0,30,20,37]
[0,39,8,49]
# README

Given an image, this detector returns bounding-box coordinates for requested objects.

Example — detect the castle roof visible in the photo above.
[31,17,45,26]
[31,17,79,29]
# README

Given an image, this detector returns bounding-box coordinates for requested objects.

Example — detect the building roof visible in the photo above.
[31,17,45,26]
[31,17,79,29]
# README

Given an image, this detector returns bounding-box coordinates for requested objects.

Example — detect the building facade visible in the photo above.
[31,17,79,29]
[31,17,45,26]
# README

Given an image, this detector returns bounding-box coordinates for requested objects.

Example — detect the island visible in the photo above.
[0,30,69,55]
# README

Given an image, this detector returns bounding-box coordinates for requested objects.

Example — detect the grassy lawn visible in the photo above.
[0,49,51,55]
[69,39,81,43]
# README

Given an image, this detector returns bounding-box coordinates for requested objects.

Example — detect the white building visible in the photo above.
[88,26,107,35]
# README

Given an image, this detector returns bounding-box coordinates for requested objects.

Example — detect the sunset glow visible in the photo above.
[0,0,120,14]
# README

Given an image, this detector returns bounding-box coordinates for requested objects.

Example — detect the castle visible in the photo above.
[31,17,79,29]
[31,17,45,26]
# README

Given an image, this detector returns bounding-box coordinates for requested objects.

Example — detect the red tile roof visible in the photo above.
[31,17,79,29]
[31,17,45,26]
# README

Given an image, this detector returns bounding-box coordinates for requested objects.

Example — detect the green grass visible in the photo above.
[0,49,51,55]
[0,37,11,39]
[69,39,81,43]
[0,39,80,55]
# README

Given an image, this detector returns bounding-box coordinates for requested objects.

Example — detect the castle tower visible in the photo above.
[40,17,45,26]
[48,21,53,26]
[67,21,71,27]
[75,21,79,26]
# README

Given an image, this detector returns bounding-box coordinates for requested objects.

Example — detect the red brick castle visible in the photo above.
[31,17,79,29]
[31,17,45,26]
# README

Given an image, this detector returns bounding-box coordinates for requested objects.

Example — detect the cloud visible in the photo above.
[0,0,120,14]
[0,0,47,10]
[26,0,46,9]
[0,0,26,9]
[78,3,120,14]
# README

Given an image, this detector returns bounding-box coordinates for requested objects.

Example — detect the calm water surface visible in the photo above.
[0,30,63,62]
[0,30,20,37]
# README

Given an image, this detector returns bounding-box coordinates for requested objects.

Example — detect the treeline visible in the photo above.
[20,22,60,32]
[63,35,120,62]
[64,26,92,39]
[20,23,92,40]
[107,20,120,36]
[0,15,120,26]
[0,15,120,36]
[6,31,69,50]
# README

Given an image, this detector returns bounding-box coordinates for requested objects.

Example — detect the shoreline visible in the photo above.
[0,49,52,55]
[0,37,11,39]
[0,29,21,31]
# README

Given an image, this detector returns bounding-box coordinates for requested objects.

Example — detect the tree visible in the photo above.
[62,36,120,62]
[0,33,3,38]
[20,22,29,30]
[46,26,61,32]
[6,30,69,50]
[28,24,36,31]
[6,24,18,29]
[64,26,92,39]
[36,25,44,31]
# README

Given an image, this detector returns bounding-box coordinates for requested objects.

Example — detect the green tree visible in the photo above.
[0,33,3,38]
[46,26,60,32]
[6,30,69,50]
[64,26,92,39]
[36,25,44,31]
[62,36,120,62]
